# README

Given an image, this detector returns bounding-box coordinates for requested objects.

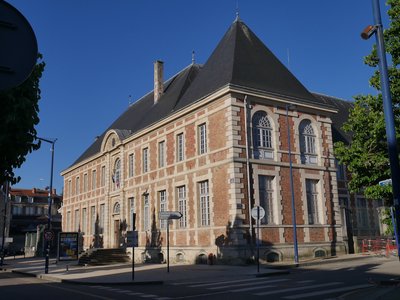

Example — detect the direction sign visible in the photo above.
[251,206,265,220]
[159,211,183,220]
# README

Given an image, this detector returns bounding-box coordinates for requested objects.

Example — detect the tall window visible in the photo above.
[143,148,149,173]
[143,194,150,231]
[177,186,187,228]
[129,197,135,230]
[75,177,80,195]
[113,159,121,190]
[177,133,184,162]
[92,170,97,190]
[90,206,96,235]
[101,166,106,186]
[83,173,88,192]
[158,141,165,168]
[99,204,105,234]
[306,179,319,224]
[68,180,72,197]
[199,181,210,226]
[259,175,274,224]
[252,111,273,159]
[198,124,207,154]
[74,209,80,231]
[82,208,87,234]
[356,198,369,228]
[66,211,71,231]
[300,120,317,164]
[159,190,167,229]
[128,153,135,177]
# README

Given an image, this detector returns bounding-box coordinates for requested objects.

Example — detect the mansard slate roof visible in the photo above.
[71,18,343,167]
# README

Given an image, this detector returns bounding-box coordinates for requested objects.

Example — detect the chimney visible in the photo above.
[154,60,164,104]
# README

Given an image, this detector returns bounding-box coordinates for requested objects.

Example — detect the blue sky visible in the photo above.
[8,0,390,194]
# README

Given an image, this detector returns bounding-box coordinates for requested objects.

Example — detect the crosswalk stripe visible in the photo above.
[282,284,371,299]
[208,278,289,290]
[230,281,290,292]
[254,282,341,296]
[189,277,270,288]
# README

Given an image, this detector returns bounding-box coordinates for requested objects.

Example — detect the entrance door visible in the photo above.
[114,219,120,248]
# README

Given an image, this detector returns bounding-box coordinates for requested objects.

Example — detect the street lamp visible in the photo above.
[37,137,57,273]
[286,104,299,265]
[0,179,10,266]
[361,0,400,261]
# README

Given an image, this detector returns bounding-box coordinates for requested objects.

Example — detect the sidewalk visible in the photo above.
[1,253,374,285]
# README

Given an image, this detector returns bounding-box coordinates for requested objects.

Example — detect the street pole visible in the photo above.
[167,220,170,273]
[0,180,9,266]
[286,104,299,265]
[37,137,57,273]
[370,0,400,260]
[257,206,260,273]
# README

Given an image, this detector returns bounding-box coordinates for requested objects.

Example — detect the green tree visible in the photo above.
[334,0,400,203]
[0,54,45,184]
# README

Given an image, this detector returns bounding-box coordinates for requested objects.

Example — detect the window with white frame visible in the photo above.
[68,180,71,197]
[306,179,320,224]
[159,141,165,168]
[76,177,80,195]
[101,166,106,186]
[129,197,135,230]
[99,204,105,234]
[159,190,167,229]
[198,124,207,155]
[83,173,88,192]
[252,111,273,159]
[259,175,274,224]
[113,159,121,190]
[143,148,149,173]
[92,170,97,190]
[82,208,87,234]
[74,209,80,231]
[90,206,96,235]
[128,153,135,177]
[177,133,184,162]
[336,160,346,181]
[66,211,71,231]
[199,181,210,226]
[177,186,187,228]
[300,120,317,164]
[143,194,150,231]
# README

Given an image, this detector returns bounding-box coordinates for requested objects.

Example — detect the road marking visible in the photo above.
[139,295,158,298]
[189,277,271,287]
[127,292,144,295]
[283,284,371,299]
[208,278,289,290]
[42,283,115,300]
[254,282,342,296]
[297,280,315,284]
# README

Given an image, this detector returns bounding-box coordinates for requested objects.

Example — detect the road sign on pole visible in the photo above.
[159,211,183,220]
[379,179,392,186]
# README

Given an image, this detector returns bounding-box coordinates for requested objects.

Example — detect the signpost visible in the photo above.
[251,206,265,273]
[159,211,183,273]
[129,213,136,281]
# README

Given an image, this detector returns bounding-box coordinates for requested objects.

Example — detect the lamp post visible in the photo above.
[361,0,400,261]
[37,137,57,273]
[0,179,9,266]
[286,104,299,265]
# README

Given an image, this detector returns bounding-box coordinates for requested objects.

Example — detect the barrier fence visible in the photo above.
[361,238,397,257]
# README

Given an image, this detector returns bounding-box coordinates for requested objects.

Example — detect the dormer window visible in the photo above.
[252,111,274,159]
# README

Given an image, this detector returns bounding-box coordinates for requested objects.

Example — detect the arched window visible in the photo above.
[113,158,121,190]
[299,120,317,164]
[252,111,273,159]
[113,202,120,214]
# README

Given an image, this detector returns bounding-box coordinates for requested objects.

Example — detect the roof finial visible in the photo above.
[192,50,195,64]
[235,0,240,21]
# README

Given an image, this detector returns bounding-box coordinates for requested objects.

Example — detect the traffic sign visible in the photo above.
[44,230,54,241]
[127,231,138,247]
[251,206,265,220]
[379,179,392,186]
[159,211,183,220]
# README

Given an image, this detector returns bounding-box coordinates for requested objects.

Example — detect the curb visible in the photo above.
[61,279,164,285]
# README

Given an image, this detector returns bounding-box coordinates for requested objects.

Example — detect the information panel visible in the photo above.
[58,232,79,261]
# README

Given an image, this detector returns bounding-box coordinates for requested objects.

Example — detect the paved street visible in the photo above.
[1,255,400,299]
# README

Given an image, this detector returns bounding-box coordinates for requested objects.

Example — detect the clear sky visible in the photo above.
[8,0,390,194]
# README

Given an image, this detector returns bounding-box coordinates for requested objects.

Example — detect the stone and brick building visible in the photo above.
[60,18,382,263]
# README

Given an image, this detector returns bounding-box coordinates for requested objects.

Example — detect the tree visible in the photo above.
[0,54,45,184]
[334,0,400,203]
